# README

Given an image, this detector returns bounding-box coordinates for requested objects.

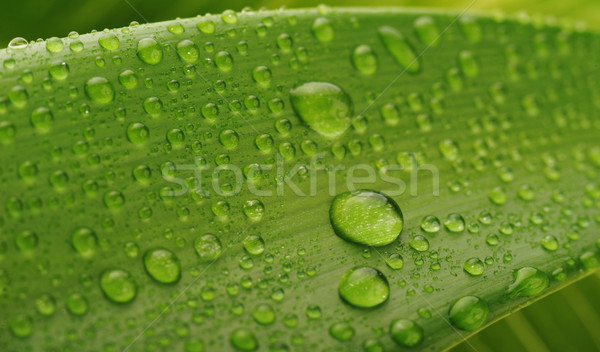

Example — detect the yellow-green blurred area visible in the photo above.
[1,0,600,48]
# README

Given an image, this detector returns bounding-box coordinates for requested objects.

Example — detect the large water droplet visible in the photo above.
[9,314,33,338]
[330,190,403,246]
[289,82,352,138]
[143,248,181,284]
[448,296,489,331]
[100,269,137,303]
[30,107,54,132]
[507,267,549,297]
[338,266,389,308]
[378,26,420,73]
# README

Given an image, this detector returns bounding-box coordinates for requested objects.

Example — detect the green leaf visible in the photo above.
[0,7,599,352]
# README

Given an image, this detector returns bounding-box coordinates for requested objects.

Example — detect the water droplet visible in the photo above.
[49,62,69,80]
[8,86,28,108]
[30,107,54,132]
[488,187,507,205]
[439,139,459,160]
[378,26,420,73]
[227,329,259,352]
[35,294,56,316]
[352,45,377,74]
[137,38,163,65]
[540,235,558,251]
[177,40,199,63]
[312,17,334,42]
[444,213,465,233]
[221,9,238,24]
[458,50,479,77]
[104,190,125,209]
[219,129,239,149]
[330,190,403,246]
[507,267,549,297]
[363,338,384,352]
[8,37,28,50]
[9,314,33,338]
[409,235,429,252]
[84,77,115,104]
[194,234,222,262]
[386,253,404,270]
[126,122,149,144]
[197,20,216,34]
[276,33,293,52]
[215,51,233,71]
[16,230,38,251]
[0,121,16,142]
[100,269,137,303]
[448,296,489,331]
[580,251,600,270]
[119,70,138,89]
[338,266,389,308]
[167,22,185,34]
[98,34,120,50]
[459,17,482,43]
[66,293,88,315]
[252,65,272,86]
[389,318,423,347]
[420,215,441,233]
[243,235,265,255]
[143,248,181,284]
[46,37,64,53]
[71,227,97,256]
[414,16,440,46]
[252,303,275,325]
[329,322,355,341]
[143,97,163,116]
[243,200,264,221]
[463,257,484,276]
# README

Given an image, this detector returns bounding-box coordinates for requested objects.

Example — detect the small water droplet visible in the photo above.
[312,17,334,42]
[378,26,420,73]
[98,34,120,51]
[463,257,484,276]
[215,51,233,71]
[84,77,115,104]
[137,38,163,65]
[143,248,181,284]
[177,40,199,63]
[414,16,440,46]
[100,269,137,303]
[126,122,149,144]
[389,318,423,347]
[194,234,222,262]
[338,266,389,308]
[352,45,377,74]
[329,322,355,341]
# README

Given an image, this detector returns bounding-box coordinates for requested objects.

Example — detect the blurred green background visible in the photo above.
[1,0,598,351]
[1,0,600,48]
